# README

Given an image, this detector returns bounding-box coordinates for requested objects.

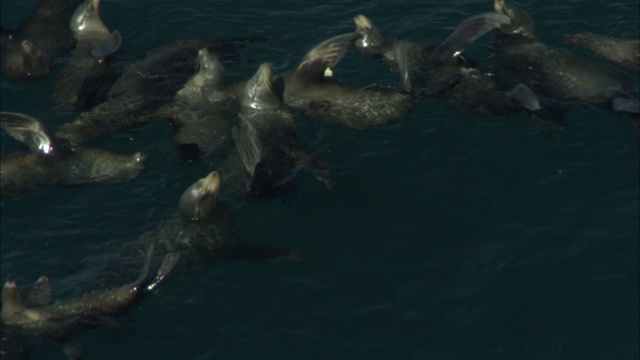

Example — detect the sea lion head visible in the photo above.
[1,281,25,319]
[70,0,108,39]
[241,63,285,110]
[494,0,536,37]
[179,171,220,222]
[194,48,226,88]
[353,14,385,55]
[1,40,50,81]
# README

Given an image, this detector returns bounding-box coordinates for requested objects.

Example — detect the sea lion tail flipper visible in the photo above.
[0,112,60,155]
[612,98,640,115]
[91,30,122,61]
[25,276,52,306]
[505,83,541,112]
[295,32,361,81]
[431,13,511,64]
[393,40,412,92]
[145,252,181,292]
[232,119,263,177]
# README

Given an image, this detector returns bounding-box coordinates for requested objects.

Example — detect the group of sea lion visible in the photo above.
[1,0,638,358]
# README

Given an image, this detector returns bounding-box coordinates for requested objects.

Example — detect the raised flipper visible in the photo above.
[431,13,511,65]
[91,30,122,61]
[503,84,565,138]
[0,112,61,155]
[505,83,541,112]
[232,118,263,177]
[25,276,52,306]
[293,33,362,82]
[393,40,413,92]
[145,252,180,292]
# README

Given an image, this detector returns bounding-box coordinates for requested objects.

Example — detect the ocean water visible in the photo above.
[1,0,638,359]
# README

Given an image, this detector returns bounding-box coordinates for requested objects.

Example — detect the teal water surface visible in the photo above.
[1,0,639,359]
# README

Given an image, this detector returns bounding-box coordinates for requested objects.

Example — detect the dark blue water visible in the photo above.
[1,0,639,359]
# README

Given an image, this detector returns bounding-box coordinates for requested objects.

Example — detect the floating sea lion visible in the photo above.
[0,112,146,196]
[491,0,637,113]
[281,32,428,129]
[105,171,306,273]
[563,32,639,73]
[1,246,179,360]
[156,48,239,161]
[352,13,544,117]
[50,0,123,111]
[54,36,277,144]
[222,63,334,202]
[1,0,84,81]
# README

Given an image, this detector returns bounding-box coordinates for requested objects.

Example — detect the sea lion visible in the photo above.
[54,36,277,144]
[1,0,84,81]
[156,48,239,161]
[50,0,123,111]
[104,171,306,273]
[1,246,179,360]
[0,112,146,196]
[220,63,334,202]
[352,13,544,117]
[281,32,428,129]
[491,0,637,113]
[563,33,640,73]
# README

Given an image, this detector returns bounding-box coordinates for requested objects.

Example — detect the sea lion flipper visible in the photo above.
[505,83,541,112]
[145,252,181,292]
[392,40,412,92]
[0,112,60,155]
[25,276,52,306]
[432,13,511,64]
[612,98,640,114]
[232,119,263,177]
[295,32,361,81]
[91,30,122,61]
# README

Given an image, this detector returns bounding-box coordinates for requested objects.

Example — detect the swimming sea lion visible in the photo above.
[492,0,637,113]
[55,36,275,144]
[50,0,123,111]
[1,0,84,81]
[106,171,306,272]
[157,48,239,161]
[563,32,640,73]
[223,63,334,201]
[352,13,541,117]
[0,112,146,196]
[1,246,179,359]
[281,32,428,129]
